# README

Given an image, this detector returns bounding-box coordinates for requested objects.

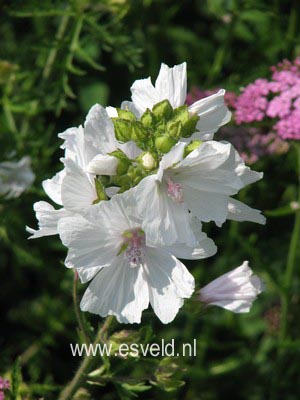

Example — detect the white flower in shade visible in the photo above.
[122,62,231,141]
[199,261,263,313]
[131,140,265,246]
[0,156,35,199]
[57,190,217,324]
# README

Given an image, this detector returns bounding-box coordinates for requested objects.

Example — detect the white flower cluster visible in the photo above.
[0,156,35,199]
[27,63,264,324]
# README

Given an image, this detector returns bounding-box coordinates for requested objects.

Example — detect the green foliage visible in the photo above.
[1,0,300,399]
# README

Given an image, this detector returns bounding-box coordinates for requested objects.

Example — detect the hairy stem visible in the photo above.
[58,316,114,400]
[73,271,91,344]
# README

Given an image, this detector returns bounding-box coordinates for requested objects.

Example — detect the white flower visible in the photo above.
[122,62,231,141]
[199,261,263,313]
[57,190,216,324]
[0,156,35,199]
[131,140,265,246]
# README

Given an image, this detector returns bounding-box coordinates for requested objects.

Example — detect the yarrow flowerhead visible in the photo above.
[234,56,300,141]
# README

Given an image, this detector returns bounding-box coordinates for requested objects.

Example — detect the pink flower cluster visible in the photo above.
[235,57,300,140]
[0,377,10,400]
[186,85,289,164]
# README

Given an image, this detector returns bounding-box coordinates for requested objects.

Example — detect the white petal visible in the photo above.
[165,217,217,259]
[105,186,119,198]
[76,266,102,284]
[57,213,116,270]
[157,142,186,181]
[80,258,149,324]
[26,201,71,239]
[154,62,187,108]
[132,175,196,246]
[121,100,140,117]
[86,154,118,175]
[121,141,142,159]
[61,159,97,211]
[188,89,231,140]
[199,261,263,313]
[59,126,97,169]
[144,248,194,324]
[42,169,65,205]
[131,77,160,114]
[84,104,117,154]
[184,188,229,224]
[225,198,266,225]
[105,106,118,117]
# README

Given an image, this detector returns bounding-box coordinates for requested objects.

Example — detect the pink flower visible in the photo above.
[0,378,10,391]
[234,57,300,141]
[199,261,263,313]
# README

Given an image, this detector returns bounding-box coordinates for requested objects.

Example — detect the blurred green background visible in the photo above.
[1,0,300,399]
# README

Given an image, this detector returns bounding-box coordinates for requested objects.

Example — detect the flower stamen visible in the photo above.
[121,228,145,267]
[167,178,184,203]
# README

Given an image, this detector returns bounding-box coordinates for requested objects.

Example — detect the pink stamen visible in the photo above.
[167,178,184,203]
[122,228,145,267]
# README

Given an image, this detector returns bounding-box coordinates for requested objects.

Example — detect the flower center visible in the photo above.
[167,178,184,203]
[122,228,145,267]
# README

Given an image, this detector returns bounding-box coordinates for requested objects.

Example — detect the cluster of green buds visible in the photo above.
[92,100,202,200]
[112,99,200,155]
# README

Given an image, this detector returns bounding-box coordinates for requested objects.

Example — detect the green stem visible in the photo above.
[58,316,114,400]
[73,271,91,344]
[279,143,300,340]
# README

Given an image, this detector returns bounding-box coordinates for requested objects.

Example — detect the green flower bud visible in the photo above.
[167,120,182,139]
[112,118,132,142]
[172,104,189,125]
[117,108,136,121]
[152,99,173,120]
[141,108,154,127]
[183,140,203,157]
[109,149,131,175]
[181,114,200,138]
[131,121,149,142]
[155,135,177,153]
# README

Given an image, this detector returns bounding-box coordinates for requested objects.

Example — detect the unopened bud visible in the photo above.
[152,99,173,120]
[141,109,154,127]
[112,118,132,142]
[86,154,119,176]
[184,140,203,157]
[131,121,149,142]
[140,152,157,170]
[117,108,136,121]
[155,136,177,153]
